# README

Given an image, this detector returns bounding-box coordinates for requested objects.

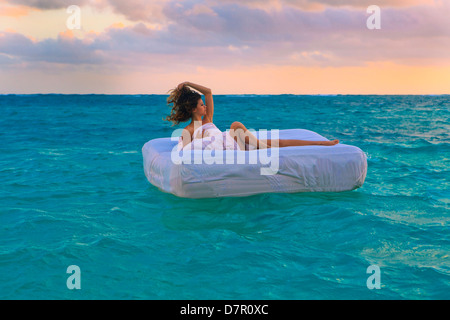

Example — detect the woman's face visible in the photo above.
[193,98,207,116]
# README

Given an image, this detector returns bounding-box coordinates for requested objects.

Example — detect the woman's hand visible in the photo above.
[177,82,189,90]
[177,82,212,95]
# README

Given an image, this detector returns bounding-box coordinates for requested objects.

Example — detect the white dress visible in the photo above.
[177,122,245,151]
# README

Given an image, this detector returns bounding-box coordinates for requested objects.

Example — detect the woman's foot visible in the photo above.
[322,139,339,146]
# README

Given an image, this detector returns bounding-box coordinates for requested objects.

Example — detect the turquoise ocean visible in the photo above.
[0,94,448,299]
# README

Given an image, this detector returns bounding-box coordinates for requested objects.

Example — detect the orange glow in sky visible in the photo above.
[0,0,448,94]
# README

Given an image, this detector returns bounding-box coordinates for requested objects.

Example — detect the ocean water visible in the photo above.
[0,94,448,300]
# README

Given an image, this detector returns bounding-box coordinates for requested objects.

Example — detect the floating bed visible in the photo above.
[142,129,367,198]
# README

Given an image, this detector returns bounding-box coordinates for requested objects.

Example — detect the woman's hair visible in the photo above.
[164,86,201,126]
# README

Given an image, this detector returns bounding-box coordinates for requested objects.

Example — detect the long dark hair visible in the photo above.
[164,86,201,126]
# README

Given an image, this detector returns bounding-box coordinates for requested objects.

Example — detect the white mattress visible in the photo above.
[142,129,368,198]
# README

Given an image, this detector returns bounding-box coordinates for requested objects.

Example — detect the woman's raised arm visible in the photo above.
[178,81,211,95]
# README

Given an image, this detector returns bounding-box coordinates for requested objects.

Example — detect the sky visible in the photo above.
[0,0,449,94]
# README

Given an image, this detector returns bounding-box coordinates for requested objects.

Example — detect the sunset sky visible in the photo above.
[0,0,449,94]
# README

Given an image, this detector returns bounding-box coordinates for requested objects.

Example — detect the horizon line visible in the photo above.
[1,93,449,96]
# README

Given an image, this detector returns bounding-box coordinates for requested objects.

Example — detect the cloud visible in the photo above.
[6,0,91,10]
[215,0,439,10]
[0,21,209,72]
[3,0,170,23]
[158,1,449,65]
[0,29,105,65]
[1,0,448,94]
[297,0,437,9]
[0,3,36,17]
[106,0,168,23]
[0,0,448,74]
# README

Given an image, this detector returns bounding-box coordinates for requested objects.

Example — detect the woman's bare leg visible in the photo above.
[261,139,339,148]
[229,122,339,150]
[229,122,269,150]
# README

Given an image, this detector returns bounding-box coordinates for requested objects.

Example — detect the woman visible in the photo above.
[165,81,339,151]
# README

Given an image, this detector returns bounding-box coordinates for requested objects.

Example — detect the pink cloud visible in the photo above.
[205,0,440,12]
[6,0,91,10]
[0,3,37,17]
[0,0,448,76]
[3,0,170,23]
